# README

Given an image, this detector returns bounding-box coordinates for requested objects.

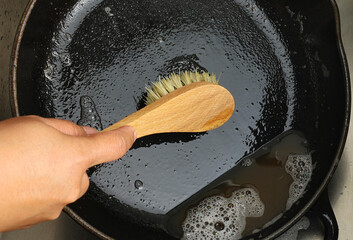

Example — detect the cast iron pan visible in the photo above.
[11,0,350,239]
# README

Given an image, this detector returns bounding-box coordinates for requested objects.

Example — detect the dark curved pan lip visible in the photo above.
[9,0,351,239]
[9,1,116,239]
[264,0,351,239]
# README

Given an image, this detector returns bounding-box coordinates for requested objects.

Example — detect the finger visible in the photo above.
[83,126,136,167]
[14,116,98,136]
[79,174,90,198]
[40,118,93,136]
[82,126,98,135]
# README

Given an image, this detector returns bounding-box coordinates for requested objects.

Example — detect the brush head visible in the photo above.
[145,70,219,105]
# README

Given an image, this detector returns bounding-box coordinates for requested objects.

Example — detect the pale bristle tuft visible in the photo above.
[145,70,219,105]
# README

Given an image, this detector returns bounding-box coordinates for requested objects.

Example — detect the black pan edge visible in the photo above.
[63,207,113,240]
[9,0,36,118]
[9,1,115,239]
[264,0,351,239]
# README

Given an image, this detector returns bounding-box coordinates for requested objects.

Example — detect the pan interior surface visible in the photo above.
[14,0,347,239]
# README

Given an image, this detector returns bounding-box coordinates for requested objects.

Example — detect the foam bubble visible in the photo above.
[285,154,312,209]
[241,158,255,167]
[182,188,264,240]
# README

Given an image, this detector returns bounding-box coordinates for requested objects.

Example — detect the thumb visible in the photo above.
[83,126,137,167]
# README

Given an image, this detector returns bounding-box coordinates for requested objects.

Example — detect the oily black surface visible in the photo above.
[14,0,348,239]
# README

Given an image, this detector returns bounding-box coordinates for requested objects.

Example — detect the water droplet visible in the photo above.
[134,180,143,190]
[44,63,54,80]
[52,51,59,57]
[65,33,72,42]
[104,7,114,16]
[59,52,72,67]
[157,36,164,43]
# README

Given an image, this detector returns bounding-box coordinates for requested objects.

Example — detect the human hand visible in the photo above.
[0,116,136,232]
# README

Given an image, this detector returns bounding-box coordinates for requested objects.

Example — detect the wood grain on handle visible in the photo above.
[102,82,235,138]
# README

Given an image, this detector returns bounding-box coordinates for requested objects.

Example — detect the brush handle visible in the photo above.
[102,82,235,138]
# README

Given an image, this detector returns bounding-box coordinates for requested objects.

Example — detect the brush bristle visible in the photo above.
[145,70,219,105]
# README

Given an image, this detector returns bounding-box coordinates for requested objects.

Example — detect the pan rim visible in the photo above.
[9,1,115,239]
[264,0,351,239]
[9,0,351,239]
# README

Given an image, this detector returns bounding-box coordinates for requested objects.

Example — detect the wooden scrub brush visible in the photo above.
[103,70,235,138]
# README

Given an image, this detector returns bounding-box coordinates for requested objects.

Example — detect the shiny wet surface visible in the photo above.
[21,0,296,219]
